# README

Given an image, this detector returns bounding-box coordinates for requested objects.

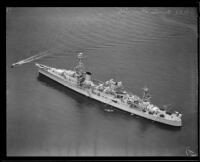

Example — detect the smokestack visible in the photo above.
[85,72,92,81]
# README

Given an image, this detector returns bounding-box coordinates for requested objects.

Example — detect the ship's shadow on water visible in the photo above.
[37,74,181,131]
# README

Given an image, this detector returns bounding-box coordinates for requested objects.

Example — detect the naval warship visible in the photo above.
[35,52,182,126]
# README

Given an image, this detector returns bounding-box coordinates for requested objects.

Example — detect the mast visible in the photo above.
[142,87,151,102]
[74,52,85,75]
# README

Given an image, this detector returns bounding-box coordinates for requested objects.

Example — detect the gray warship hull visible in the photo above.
[37,67,182,127]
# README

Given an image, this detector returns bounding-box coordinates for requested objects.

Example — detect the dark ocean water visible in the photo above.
[6,7,198,156]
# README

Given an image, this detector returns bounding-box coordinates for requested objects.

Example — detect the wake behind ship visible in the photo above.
[35,52,182,127]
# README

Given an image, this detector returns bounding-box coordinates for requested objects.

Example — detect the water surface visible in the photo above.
[6,7,198,156]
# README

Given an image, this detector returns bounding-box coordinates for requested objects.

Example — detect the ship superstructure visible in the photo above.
[35,52,182,126]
